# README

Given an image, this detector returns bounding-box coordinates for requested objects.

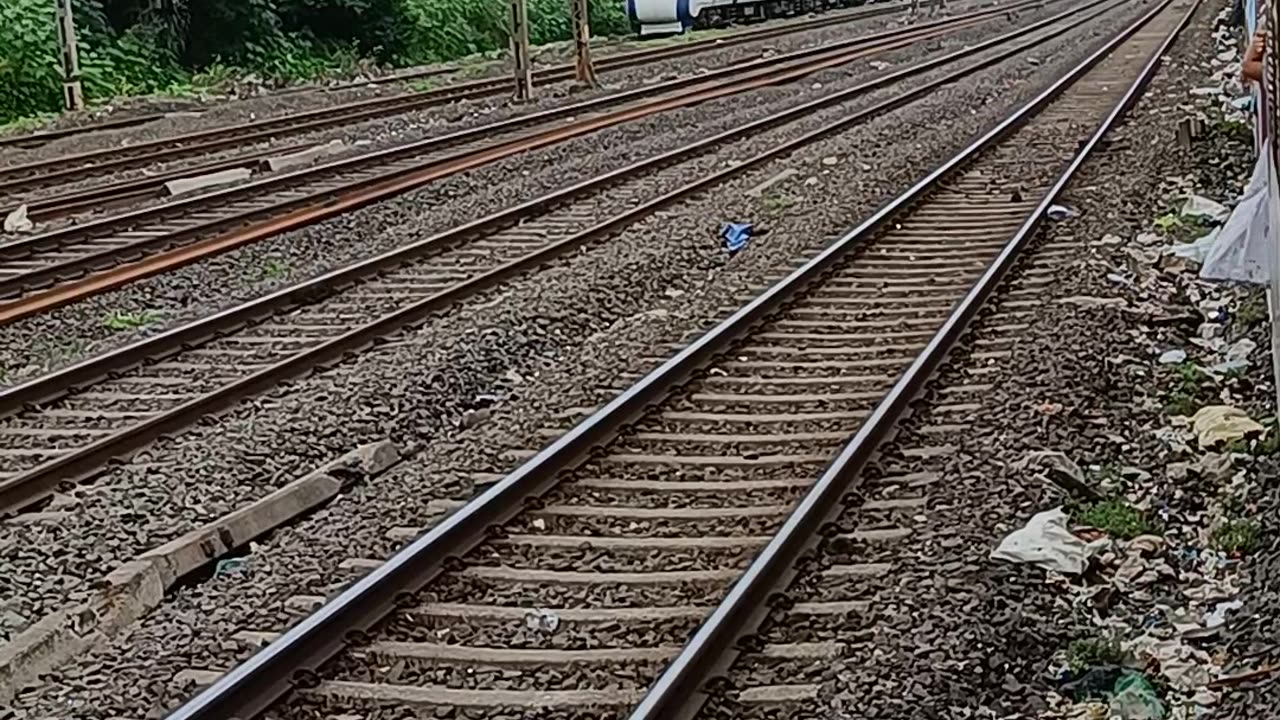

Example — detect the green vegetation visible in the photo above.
[1067,634,1126,674]
[257,257,289,280]
[761,192,795,212]
[1155,210,1217,244]
[103,309,160,331]
[1211,518,1262,554]
[1163,361,1205,417]
[0,0,630,124]
[1074,498,1158,539]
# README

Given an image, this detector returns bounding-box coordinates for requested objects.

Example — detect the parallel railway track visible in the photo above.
[0,0,1118,518]
[134,0,1192,716]
[0,0,921,193]
[0,2,916,155]
[0,0,1052,325]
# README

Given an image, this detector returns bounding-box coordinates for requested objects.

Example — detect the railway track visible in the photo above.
[0,0,1119,518]
[0,0,923,196]
[0,2,917,155]
[0,0,1053,325]
[137,0,1193,716]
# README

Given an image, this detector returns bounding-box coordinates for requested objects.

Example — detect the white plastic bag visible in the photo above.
[1201,141,1272,284]
[990,508,1091,574]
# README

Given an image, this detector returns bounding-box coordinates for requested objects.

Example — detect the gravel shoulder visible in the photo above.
[0,2,1155,717]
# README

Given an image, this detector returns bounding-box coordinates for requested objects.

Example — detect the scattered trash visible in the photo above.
[1203,599,1243,628]
[1130,636,1212,691]
[1210,337,1256,374]
[820,156,839,166]
[3,204,32,234]
[1202,141,1271,284]
[1179,193,1230,223]
[524,608,560,634]
[1157,349,1187,364]
[1060,665,1126,700]
[721,222,755,253]
[1190,405,1264,448]
[868,60,890,70]
[1048,204,1077,221]
[991,508,1092,574]
[1110,671,1165,719]
[1021,451,1102,501]
[1168,229,1217,263]
[214,558,249,576]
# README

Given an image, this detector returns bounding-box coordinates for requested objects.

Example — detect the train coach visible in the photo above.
[627,0,885,35]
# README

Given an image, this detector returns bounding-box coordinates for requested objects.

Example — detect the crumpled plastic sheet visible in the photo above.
[991,507,1091,574]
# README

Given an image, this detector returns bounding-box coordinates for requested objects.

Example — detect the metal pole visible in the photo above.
[509,0,534,101]
[55,0,85,111]
[572,0,599,87]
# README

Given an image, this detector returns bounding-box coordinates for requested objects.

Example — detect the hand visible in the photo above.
[1244,30,1266,83]
[1248,30,1267,62]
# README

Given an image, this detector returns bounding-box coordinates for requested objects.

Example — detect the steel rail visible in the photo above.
[627,0,1198,717]
[0,4,1044,323]
[0,0,1121,521]
[0,1,932,192]
[0,1,914,153]
[157,2,1147,717]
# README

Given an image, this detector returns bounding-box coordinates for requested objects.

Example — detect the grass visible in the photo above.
[408,78,440,92]
[102,309,160,331]
[1074,498,1158,539]
[257,258,289,280]
[1154,210,1217,244]
[0,111,58,136]
[1164,361,1205,417]
[1211,519,1262,554]
[761,192,795,212]
[1067,634,1126,674]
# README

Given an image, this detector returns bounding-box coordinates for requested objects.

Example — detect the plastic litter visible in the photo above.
[721,222,754,253]
[1190,405,1265,448]
[1158,349,1187,364]
[1180,193,1231,223]
[1202,145,1271,284]
[2,204,32,234]
[1203,599,1244,628]
[524,608,560,634]
[1210,337,1257,374]
[1130,636,1212,690]
[214,557,249,576]
[1060,665,1126,701]
[991,507,1091,574]
[1048,204,1077,221]
[1169,228,1218,263]
[1110,672,1165,719]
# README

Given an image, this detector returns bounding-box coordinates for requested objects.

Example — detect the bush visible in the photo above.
[0,0,634,124]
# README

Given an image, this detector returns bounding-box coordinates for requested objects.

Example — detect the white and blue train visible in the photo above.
[626,0,884,35]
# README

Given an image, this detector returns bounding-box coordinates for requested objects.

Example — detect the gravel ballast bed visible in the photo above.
[1,4,1156,716]
[0,0,1115,387]
[0,0,992,170]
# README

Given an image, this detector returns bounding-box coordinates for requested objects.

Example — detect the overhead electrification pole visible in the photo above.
[509,0,534,101]
[54,0,85,111]
[571,0,598,87]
